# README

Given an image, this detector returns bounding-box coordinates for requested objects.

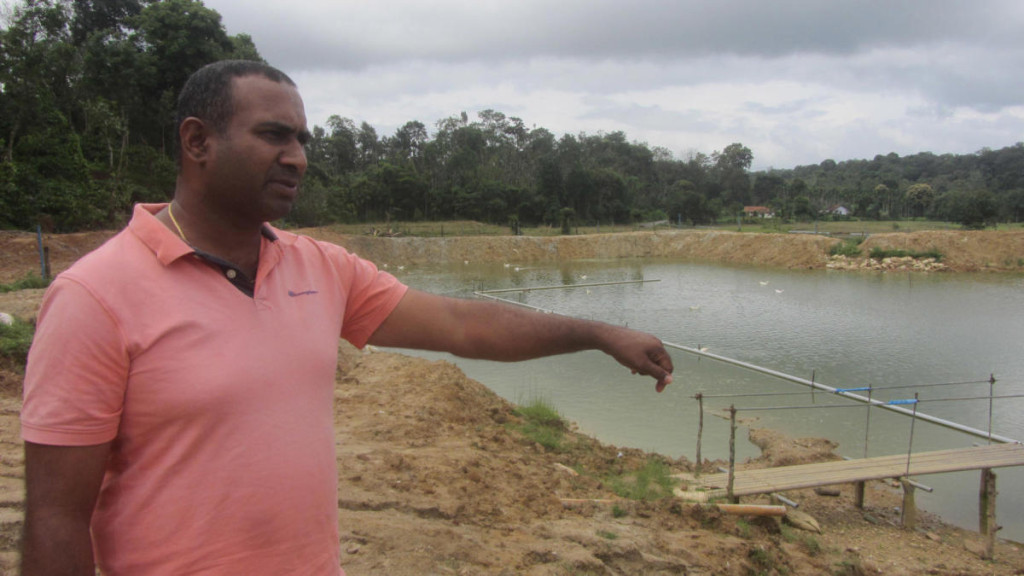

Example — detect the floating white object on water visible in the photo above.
[0,312,13,326]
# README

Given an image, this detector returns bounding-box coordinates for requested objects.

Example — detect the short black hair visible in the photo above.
[175,60,297,158]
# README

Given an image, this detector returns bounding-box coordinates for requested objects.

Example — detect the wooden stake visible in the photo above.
[980,468,997,560]
[900,478,917,530]
[854,481,866,509]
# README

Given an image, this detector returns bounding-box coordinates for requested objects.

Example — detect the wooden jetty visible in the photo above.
[677,442,1024,559]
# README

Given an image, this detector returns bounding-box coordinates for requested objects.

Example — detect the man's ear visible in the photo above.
[179,117,211,164]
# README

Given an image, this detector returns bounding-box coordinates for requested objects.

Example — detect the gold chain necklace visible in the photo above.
[168,202,190,244]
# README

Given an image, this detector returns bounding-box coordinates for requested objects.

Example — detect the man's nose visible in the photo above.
[281,140,307,173]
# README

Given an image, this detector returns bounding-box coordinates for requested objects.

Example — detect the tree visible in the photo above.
[752,173,785,205]
[934,189,998,229]
[131,0,235,151]
[71,0,149,45]
[904,183,935,218]
[0,0,80,162]
[712,143,753,205]
[666,180,712,226]
[998,189,1024,222]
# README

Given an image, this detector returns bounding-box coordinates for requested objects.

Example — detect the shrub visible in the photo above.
[828,239,862,257]
[868,247,943,261]
[0,273,51,293]
[0,317,35,367]
[512,398,566,451]
[606,457,676,501]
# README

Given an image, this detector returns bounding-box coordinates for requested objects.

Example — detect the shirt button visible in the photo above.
[226,269,238,280]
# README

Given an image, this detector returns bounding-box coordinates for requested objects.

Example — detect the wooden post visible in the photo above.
[900,479,917,530]
[979,468,997,560]
[695,393,704,478]
[854,481,866,509]
[728,405,738,504]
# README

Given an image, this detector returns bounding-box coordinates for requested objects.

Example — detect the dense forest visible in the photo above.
[3,0,1023,233]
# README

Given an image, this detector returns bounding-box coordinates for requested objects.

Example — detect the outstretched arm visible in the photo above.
[368,289,674,392]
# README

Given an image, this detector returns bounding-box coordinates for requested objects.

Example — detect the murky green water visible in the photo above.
[387,258,1024,541]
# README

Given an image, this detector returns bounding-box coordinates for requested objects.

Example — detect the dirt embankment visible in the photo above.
[3,228,1023,287]
[6,227,1021,322]
[2,227,1024,574]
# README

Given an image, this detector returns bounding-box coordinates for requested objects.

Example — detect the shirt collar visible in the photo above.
[129,203,279,267]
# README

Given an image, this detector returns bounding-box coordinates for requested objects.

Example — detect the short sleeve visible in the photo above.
[328,245,407,348]
[21,277,130,446]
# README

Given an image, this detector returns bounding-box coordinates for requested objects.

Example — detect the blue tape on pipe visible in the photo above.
[887,399,919,405]
[835,387,871,393]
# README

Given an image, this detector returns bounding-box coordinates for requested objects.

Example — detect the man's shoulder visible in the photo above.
[61,226,140,277]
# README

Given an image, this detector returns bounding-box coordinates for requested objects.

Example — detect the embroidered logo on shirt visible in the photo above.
[288,289,319,297]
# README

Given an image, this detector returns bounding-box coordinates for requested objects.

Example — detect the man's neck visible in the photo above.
[160,200,263,279]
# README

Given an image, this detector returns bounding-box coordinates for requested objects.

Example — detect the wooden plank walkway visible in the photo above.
[679,442,1024,502]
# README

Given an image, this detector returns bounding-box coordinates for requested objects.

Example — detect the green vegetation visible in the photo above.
[828,239,863,257]
[0,317,35,367]
[605,457,676,501]
[511,398,566,451]
[596,530,618,540]
[3,1,1024,234]
[781,526,822,557]
[736,518,753,539]
[868,247,943,261]
[0,273,51,293]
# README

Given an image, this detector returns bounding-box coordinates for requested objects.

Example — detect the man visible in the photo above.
[20,60,673,575]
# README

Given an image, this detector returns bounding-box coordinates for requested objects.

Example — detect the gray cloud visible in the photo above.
[206,0,1024,168]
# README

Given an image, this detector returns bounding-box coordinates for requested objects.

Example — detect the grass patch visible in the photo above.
[605,457,676,501]
[868,247,943,261]
[512,398,566,451]
[0,273,50,293]
[0,317,35,367]
[782,526,822,557]
[736,518,753,539]
[828,238,863,257]
[596,530,618,540]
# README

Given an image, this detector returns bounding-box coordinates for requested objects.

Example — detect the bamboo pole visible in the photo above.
[695,393,704,478]
[728,405,737,504]
[661,341,1019,445]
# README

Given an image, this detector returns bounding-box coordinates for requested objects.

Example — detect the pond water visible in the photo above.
[386,259,1024,542]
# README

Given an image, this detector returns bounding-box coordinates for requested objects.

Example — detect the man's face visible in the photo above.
[202,75,310,226]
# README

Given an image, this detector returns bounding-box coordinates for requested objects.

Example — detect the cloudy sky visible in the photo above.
[204,0,1024,170]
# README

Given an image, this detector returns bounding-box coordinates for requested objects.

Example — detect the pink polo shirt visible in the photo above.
[21,203,408,575]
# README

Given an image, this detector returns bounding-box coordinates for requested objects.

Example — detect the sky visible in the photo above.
[203,0,1024,171]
